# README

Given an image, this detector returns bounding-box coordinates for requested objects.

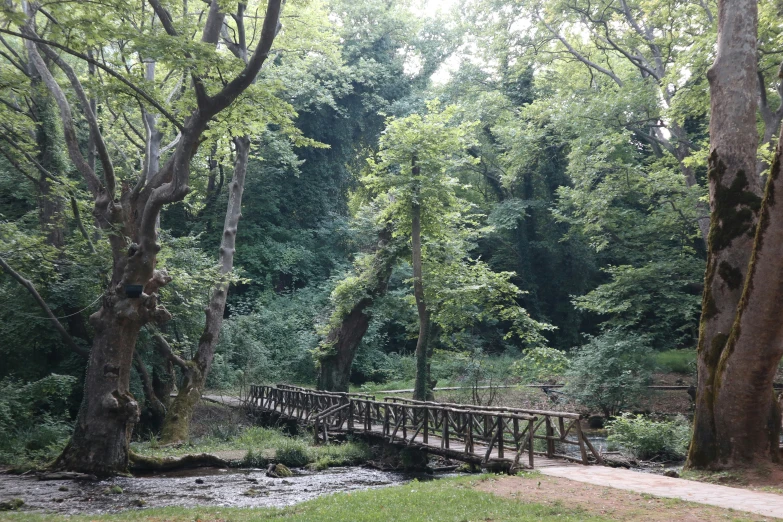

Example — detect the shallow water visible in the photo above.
[0,466,444,515]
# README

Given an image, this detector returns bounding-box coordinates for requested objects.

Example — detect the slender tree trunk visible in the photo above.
[160,136,250,442]
[411,159,433,401]
[317,225,396,392]
[686,0,781,469]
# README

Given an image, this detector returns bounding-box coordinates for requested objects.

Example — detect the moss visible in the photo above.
[702,292,718,320]
[707,152,762,253]
[710,333,728,355]
[717,261,742,290]
[0,498,24,511]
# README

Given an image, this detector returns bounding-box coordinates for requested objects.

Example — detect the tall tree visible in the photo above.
[687,0,783,468]
[4,0,284,475]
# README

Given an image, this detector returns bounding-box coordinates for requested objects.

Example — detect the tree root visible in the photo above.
[129,452,230,472]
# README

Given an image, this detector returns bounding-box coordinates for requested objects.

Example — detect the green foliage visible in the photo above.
[563,331,654,417]
[133,425,370,470]
[655,349,697,374]
[512,347,570,383]
[0,375,76,468]
[207,287,330,390]
[275,440,310,467]
[607,413,691,460]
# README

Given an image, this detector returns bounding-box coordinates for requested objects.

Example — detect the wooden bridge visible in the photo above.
[248,384,602,470]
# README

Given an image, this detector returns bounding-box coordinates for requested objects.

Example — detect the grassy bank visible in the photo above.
[0,475,603,522]
[132,426,370,470]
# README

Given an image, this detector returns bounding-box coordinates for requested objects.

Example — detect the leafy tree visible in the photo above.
[364,102,547,399]
[0,0,288,475]
[563,331,654,417]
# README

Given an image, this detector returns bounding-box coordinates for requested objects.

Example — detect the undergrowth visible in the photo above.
[132,426,370,469]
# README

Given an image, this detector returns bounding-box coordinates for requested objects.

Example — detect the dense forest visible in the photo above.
[1,0,782,477]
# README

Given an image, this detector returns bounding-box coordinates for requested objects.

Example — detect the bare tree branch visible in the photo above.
[0,28,183,131]
[0,256,89,357]
[536,13,624,88]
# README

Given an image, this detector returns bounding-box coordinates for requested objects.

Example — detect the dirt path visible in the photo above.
[477,473,776,521]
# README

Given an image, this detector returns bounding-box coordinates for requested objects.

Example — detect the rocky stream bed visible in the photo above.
[0,466,445,515]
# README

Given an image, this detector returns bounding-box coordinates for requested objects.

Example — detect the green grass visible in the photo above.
[0,476,606,522]
[132,426,370,469]
[654,349,696,374]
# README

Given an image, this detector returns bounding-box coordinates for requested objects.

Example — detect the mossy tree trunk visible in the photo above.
[316,225,397,392]
[687,0,783,469]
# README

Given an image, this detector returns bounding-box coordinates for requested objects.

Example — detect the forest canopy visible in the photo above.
[1,0,774,474]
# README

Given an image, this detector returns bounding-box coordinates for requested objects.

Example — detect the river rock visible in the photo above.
[266,463,293,478]
[663,470,680,478]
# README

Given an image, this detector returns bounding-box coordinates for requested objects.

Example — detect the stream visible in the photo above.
[0,466,446,515]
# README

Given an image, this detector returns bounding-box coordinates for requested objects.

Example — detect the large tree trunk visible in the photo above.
[19,0,280,474]
[55,315,143,474]
[686,0,781,469]
[316,225,396,392]
[160,136,250,443]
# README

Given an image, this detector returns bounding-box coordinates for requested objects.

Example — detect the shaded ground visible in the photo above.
[683,465,783,497]
[476,473,776,521]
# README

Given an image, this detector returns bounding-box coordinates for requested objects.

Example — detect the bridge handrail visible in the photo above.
[383,396,581,419]
[248,384,600,467]
[276,383,376,400]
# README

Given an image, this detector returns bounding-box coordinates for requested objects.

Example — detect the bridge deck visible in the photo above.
[249,384,600,470]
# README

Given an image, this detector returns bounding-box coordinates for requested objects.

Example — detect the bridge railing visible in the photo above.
[384,396,601,464]
[248,384,598,467]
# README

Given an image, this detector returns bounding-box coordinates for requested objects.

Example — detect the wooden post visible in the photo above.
[402,407,408,440]
[546,416,555,458]
[423,407,429,444]
[348,400,354,431]
[559,416,565,441]
[467,413,473,453]
[574,419,590,465]
[528,418,535,469]
[497,416,504,459]
[442,411,450,449]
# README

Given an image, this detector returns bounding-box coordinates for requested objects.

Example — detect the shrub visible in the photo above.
[655,349,696,374]
[276,440,310,467]
[563,331,654,417]
[512,347,569,382]
[607,413,691,460]
[0,374,76,468]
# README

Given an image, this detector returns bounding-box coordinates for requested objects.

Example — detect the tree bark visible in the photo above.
[54,316,142,475]
[686,0,781,469]
[16,0,283,474]
[316,225,397,392]
[160,136,250,443]
[411,159,434,402]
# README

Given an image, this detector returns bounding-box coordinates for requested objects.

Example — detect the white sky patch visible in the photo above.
[414,0,460,18]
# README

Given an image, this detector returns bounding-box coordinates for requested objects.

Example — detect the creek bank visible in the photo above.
[0,466,451,515]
